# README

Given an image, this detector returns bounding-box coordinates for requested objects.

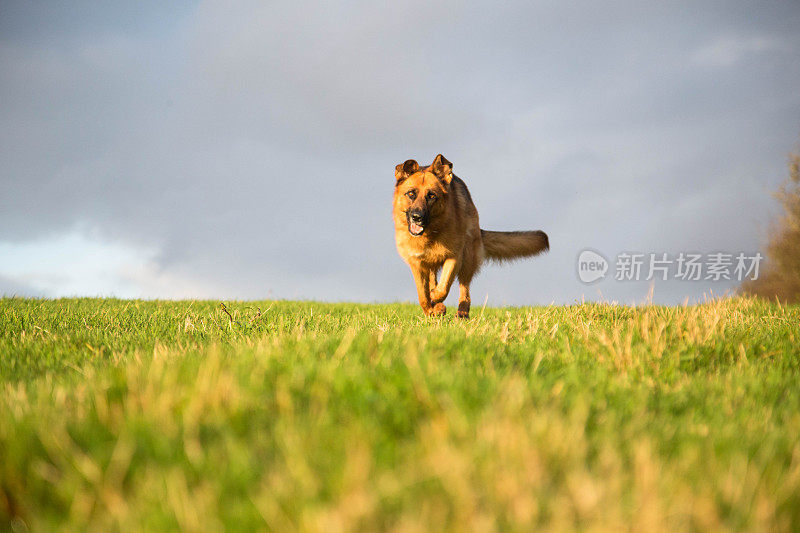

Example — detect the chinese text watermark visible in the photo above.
[577,250,762,284]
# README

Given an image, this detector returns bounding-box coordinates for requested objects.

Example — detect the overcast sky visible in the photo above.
[1,1,799,306]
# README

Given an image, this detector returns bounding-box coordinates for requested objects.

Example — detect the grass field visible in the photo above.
[1,297,799,531]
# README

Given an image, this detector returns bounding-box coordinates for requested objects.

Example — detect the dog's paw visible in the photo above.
[430,288,446,304]
[427,303,446,317]
[457,305,470,319]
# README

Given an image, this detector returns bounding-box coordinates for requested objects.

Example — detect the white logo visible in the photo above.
[577,249,608,283]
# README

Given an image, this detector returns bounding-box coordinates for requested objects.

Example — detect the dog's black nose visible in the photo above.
[408,209,425,224]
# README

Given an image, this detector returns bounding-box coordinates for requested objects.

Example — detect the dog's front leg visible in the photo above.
[411,263,445,316]
[430,257,459,304]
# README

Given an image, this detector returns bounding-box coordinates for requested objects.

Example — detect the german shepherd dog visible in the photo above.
[394,154,549,318]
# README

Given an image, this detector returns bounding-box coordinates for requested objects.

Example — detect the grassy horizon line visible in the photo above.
[2,296,799,530]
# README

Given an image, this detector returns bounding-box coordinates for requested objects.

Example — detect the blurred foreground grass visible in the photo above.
[1,297,799,531]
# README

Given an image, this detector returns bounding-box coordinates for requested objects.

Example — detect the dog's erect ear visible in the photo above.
[430,154,453,185]
[395,159,419,184]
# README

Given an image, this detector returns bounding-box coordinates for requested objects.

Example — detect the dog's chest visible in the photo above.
[397,234,451,264]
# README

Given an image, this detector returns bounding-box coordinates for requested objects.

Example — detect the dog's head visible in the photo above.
[395,154,453,236]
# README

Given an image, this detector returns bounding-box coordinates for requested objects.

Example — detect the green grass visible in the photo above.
[1,297,799,531]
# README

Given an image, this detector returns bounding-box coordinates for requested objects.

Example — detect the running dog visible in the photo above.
[393,154,549,318]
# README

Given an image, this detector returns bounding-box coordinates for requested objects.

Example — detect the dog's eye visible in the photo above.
[406,190,417,200]
[426,192,437,202]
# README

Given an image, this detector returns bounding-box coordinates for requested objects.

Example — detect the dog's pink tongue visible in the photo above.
[410,223,423,234]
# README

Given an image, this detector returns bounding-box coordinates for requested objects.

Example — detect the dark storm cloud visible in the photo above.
[1,1,799,303]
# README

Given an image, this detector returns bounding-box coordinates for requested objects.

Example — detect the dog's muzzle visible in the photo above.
[407,209,427,236]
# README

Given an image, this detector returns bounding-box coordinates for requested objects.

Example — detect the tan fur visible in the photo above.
[393,154,549,318]
[481,230,549,262]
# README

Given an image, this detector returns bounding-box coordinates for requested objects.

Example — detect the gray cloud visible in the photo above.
[0,275,45,298]
[1,0,799,304]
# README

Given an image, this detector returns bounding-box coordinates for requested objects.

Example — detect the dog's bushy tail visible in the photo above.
[481,230,549,262]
